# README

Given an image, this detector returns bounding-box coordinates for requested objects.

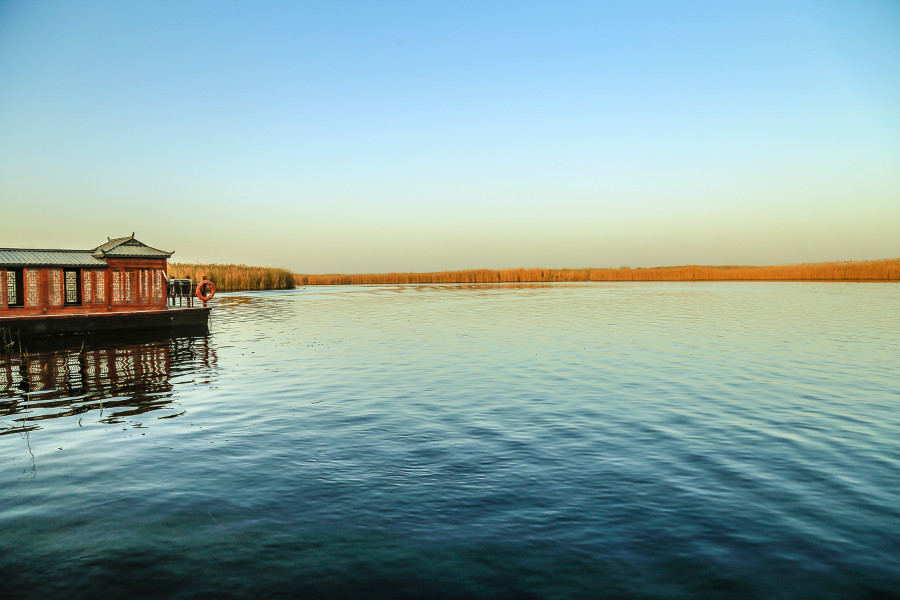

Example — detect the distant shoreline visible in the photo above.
[295,258,899,286]
[168,259,899,291]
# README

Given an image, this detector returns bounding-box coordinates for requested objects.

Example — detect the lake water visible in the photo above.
[1,283,899,599]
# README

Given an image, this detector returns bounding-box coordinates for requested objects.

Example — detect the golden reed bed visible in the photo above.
[296,259,900,286]
[169,259,899,291]
[167,263,295,291]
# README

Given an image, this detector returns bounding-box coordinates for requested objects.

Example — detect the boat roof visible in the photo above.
[0,249,106,268]
[91,234,173,259]
[0,234,173,267]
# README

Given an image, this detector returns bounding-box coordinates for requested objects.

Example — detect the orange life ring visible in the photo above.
[196,280,216,302]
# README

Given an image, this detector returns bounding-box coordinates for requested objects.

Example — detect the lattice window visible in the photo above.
[49,269,63,305]
[64,270,78,304]
[82,271,92,304]
[26,269,40,306]
[5,269,25,306]
[125,271,135,302]
[112,271,123,303]
[95,271,105,303]
[152,270,163,301]
[140,270,149,302]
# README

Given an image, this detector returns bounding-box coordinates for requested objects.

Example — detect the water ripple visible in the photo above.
[2,283,899,599]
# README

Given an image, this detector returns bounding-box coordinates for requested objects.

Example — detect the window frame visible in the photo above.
[82,270,93,304]
[25,269,39,306]
[112,271,123,304]
[95,270,106,304]
[6,268,24,308]
[63,268,81,306]
[124,270,136,303]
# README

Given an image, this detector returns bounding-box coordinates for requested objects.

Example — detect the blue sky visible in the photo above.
[1,0,898,272]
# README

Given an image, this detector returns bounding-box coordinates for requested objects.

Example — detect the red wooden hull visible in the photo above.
[0,307,210,339]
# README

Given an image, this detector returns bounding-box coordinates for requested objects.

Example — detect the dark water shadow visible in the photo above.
[0,333,217,435]
[1,324,211,355]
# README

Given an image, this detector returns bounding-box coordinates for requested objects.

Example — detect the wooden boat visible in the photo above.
[0,234,213,340]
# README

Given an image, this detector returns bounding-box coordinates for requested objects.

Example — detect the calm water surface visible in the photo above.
[1,283,899,599]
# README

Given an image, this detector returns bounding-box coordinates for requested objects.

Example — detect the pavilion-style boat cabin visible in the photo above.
[1,234,214,339]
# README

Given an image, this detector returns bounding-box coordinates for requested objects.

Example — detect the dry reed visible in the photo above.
[168,263,296,291]
[295,258,900,286]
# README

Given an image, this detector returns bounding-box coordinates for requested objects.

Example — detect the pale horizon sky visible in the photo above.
[1,1,898,273]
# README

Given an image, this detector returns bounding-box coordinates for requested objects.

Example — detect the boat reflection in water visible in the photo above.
[0,334,217,435]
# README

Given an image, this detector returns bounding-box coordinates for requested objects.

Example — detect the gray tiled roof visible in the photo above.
[92,235,173,259]
[1,235,173,267]
[0,249,107,267]
[93,236,132,253]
